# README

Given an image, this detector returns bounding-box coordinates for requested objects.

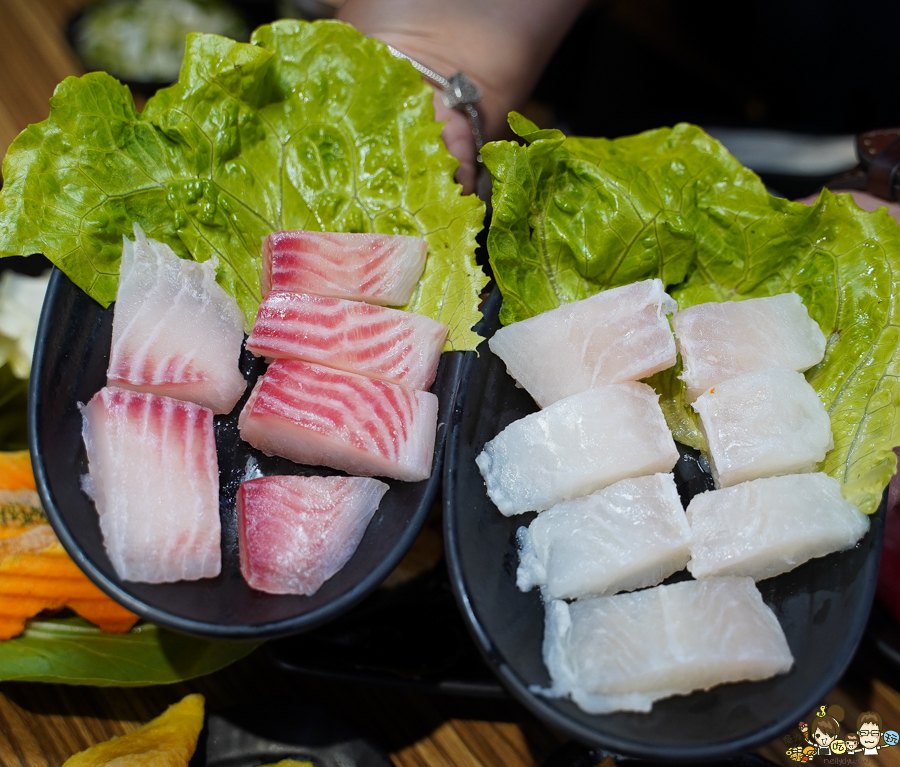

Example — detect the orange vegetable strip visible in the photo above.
[0,451,36,491]
[0,576,107,599]
[0,618,27,640]
[0,594,65,613]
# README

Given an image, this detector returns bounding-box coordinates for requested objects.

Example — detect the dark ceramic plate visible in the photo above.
[443,287,886,761]
[29,268,462,639]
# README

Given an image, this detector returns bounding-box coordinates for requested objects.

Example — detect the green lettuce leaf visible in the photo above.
[0,617,257,685]
[484,114,900,514]
[483,114,756,325]
[0,20,486,350]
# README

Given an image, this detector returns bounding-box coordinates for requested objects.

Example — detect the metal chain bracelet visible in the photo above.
[386,45,486,161]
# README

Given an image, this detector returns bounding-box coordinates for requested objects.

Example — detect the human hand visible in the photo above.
[337,0,588,193]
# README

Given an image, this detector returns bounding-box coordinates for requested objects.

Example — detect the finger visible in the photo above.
[432,89,478,195]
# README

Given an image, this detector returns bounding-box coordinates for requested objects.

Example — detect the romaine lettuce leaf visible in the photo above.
[0,617,257,685]
[484,114,900,514]
[483,113,759,325]
[0,20,486,350]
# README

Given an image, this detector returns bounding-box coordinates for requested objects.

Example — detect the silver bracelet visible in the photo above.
[386,45,486,161]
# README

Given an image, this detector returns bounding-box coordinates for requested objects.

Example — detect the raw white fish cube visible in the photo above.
[517,473,690,599]
[543,577,793,714]
[687,473,869,580]
[692,367,833,488]
[489,279,677,407]
[673,293,826,402]
[476,382,679,515]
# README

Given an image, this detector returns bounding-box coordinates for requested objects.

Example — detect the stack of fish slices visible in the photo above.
[82,225,247,586]
[82,226,447,598]
[237,230,447,596]
[478,281,868,714]
[676,295,868,581]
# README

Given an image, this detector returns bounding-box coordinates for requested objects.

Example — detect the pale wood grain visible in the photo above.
[0,649,561,767]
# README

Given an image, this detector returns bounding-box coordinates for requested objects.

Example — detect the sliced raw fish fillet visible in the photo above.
[687,473,869,580]
[237,475,389,595]
[261,231,428,306]
[489,279,677,407]
[476,382,679,516]
[238,359,438,481]
[246,291,448,391]
[107,224,247,414]
[80,386,221,583]
[692,367,833,488]
[517,473,690,599]
[543,576,793,714]
[673,293,827,402]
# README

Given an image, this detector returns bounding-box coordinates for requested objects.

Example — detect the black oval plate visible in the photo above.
[443,287,886,761]
[29,268,463,640]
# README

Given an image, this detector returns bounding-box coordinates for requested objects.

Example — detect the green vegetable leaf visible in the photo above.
[674,189,900,515]
[484,115,900,513]
[0,20,486,350]
[483,118,744,325]
[0,617,257,685]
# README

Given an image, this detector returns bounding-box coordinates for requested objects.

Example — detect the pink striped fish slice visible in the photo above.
[246,291,448,391]
[80,386,221,584]
[238,475,389,595]
[238,359,438,481]
[107,224,247,414]
[261,231,428,306]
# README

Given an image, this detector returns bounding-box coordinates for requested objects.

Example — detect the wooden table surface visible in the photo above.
[2,1,900,765]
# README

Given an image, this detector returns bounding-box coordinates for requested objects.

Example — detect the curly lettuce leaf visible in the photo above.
[0,20,485,350]
[0,617,257,685]
[484,115,900,513]
[483,113,758,325]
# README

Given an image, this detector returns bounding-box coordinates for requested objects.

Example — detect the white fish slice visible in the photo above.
[80,386,221,583]
[687,473,869,580]
[246,291,448,391]
[673,293,826,402]
[489,279,677,408]
[238,475,389,596]
[517,473,690,599]
[692,367,833,488]
[261,230,428,306]
[476,382,679,516]
[238,359,438,481]
[107,224,247,414]
[543,576,793,714]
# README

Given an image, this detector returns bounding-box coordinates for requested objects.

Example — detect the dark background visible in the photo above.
[535,0,900,139]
